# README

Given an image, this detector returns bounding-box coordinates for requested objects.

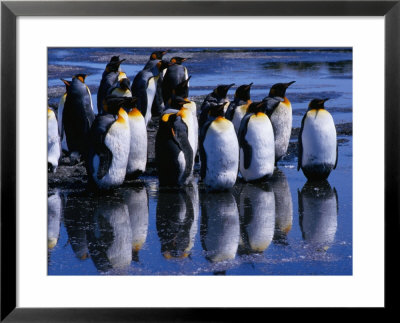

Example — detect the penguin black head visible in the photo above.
[268,81,295,98]
[60,79,71,89]
[308,98,329,110]
[119,77,131,91]
[157,59,172,72]
[106,57,126,73]
[247,101,265,114]
[172,76,192,99]
[73,74,88,83]
[235,83,253,101]
[170,57,189,65]
[105,96,137,114]
[150,50,168,60]
[208,103,226,118]
[213,83,235,98]
[170,96,190,110]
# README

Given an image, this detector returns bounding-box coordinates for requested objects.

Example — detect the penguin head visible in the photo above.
[73,74,88,83]
[172,76,192,99]
[247,101,265,114]
[150,50,168,60]
[268,81,295,98]
[308,98,329,110]
[170,96,190,110]
[213,83,235,99]
[105,96,137,115]
[106,56,126,73]
[235,83,253,101]
[170,57,189,65]
[208,103,226,118]
[60,79,71,90]
[118,77,131,91]
[157,59,172,72]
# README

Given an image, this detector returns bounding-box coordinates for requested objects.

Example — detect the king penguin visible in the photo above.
[262,81,295,164]
[62,74,95,162]
[143,50,168,117]
[48,107,61,173]
[162,56,190,105]
[238,102,275,182]
[97,56,126,115]
[131,60,170,126]
[298,98,338,181]
[155,98,194,186]
[86,107,131,190]
[199,83,235,128]
[199,103,239,191]
[225,83,253,134]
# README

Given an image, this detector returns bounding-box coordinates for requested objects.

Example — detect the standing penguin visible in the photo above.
[97,56,126,115]
[225,83,253,134]
[155,100,193,186]
[86,107,131,190]
[298,98,338,181]
[262,81,295,163]
[131,60,170,126]
[162,57,190,105]
[48,107,61,173]
[143,50,168,117]
[199,83,235,128]
[238,102,275,182]
[200,104,239,191]
[62,74,95,162]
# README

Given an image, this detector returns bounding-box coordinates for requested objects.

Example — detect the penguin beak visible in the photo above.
[117,58,126,66]
[246,82,254,90]
[323,98,330,102]
[285,81,296,88]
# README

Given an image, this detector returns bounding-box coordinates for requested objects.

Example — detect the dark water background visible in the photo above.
[47,47,352,275]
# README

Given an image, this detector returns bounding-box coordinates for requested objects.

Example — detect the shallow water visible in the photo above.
[48,47,352,275]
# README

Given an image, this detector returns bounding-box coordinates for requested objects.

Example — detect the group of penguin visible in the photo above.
[48,50,338,191]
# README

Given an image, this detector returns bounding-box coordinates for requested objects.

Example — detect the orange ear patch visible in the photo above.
[129,108,142,118]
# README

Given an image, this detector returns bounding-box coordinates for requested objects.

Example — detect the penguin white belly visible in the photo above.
[93,116,130,189]
[232,104,248,134]
[270,101,292,161]
[48,192,62,249]
[184,101,198,154]
[240,114,275,181]
[239,186,275,252]
[48,109,61,171]
[203,192,239,262]
[203,118,239,190]
[57,93,68,151]
[301,110,336,167]
[124,188,149,252]
[179,108,197,165]
[145,76,158,125]
[127,109,147,174]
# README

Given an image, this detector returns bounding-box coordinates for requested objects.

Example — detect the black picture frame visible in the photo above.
[1,0,398,321]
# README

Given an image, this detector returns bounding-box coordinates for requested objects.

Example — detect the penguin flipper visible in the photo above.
[97,147,113,180]
[238,114,252,169]
[334,140,338,169]
[297,114,306,171]
[225,102,235,121]
[199,121,212,180]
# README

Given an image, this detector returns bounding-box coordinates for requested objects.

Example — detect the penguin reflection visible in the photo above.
[63,194,91,260]
[298,180,338,251]
[87,198,132,272]
[123,185,149,262]
[200,191,240,263]
[156,184,199,259]
[48,191,63,250]
[270,169,293,244]
[236,183,275,255]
